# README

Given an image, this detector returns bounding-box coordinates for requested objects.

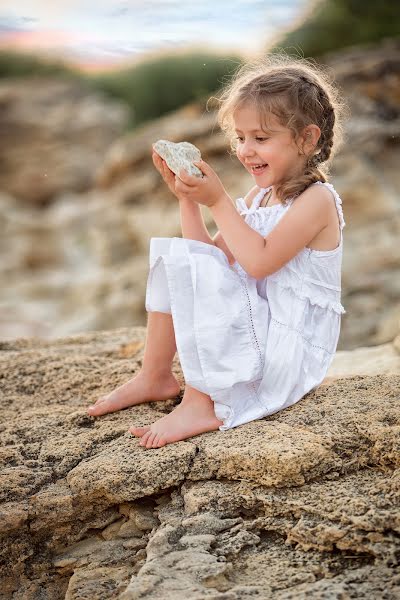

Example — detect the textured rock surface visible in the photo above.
[1,328,399,598]
[153,140,203,178]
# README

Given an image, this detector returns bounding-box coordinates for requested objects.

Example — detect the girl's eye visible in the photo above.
[235,137,268,142]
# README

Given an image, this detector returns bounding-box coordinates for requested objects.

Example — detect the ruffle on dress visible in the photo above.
[313,181,346,229]
[272,280,346,314]
[266,268,346,315]
[236,197,292,216]
[237,180,346,230]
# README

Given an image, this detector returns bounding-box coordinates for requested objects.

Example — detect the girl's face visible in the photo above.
[233,103,306,189]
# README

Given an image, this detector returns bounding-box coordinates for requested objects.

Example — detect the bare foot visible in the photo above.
[129,386,223,448]
[87,372,181,416]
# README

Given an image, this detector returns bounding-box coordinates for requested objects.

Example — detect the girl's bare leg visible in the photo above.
[129,383,224,447]
[87,311,181,416]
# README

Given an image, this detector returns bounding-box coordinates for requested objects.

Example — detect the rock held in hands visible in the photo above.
[153,139,204,178]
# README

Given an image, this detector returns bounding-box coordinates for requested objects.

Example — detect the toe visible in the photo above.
[152,433,162,447]
[87,397,105,412]
[139,430,152,447]
[95,395,107,405]
[146,431,157,449]
[87,399,110,416]
[153,434,168,448]
[157,435,168,448]
[129,425,150,437]
[87,403,101,415]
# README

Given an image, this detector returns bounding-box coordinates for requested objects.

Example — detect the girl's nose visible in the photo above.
[239,140,255,157]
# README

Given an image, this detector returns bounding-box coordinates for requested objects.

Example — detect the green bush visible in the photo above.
[269,0,400,58]
[0,48,244,131]
[0,50,81,79]
[87,51,244,128]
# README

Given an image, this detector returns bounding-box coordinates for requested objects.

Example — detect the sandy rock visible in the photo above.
[328,342,400,378]
[153,139,203,178]
[1,328,399,598]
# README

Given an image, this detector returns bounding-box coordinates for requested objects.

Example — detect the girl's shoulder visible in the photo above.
[304,181,345,229]
[293,181,340,212]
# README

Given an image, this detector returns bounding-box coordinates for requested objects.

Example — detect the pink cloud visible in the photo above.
[0,29,79,51]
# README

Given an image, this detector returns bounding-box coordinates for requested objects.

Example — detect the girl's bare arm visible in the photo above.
[213,186,259,265]
[152,150,257,264]
[179,198,215,245]
[152,149,215,246]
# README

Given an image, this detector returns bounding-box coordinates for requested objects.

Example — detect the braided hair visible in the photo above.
[212,53,349,205]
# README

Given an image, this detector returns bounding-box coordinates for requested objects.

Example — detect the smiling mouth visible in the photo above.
[250,164,268,173]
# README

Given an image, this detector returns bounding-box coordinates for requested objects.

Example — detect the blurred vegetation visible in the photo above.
[269,0,400,58]
[0,49,83,79]
[0,48,243,130]
[0,0,398,130]
[87,52,244,129]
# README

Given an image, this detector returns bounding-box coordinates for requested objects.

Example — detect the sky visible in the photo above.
[0,0,309,72]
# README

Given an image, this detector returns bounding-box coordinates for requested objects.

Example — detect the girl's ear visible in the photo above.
[303,124,321,152]
[297,125,320,157]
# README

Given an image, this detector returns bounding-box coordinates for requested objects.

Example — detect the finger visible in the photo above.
[174,174,191,191]
[177,168,198,186]
[163,161,175,176]
[193,160,207,177]
[177,167,190,180]
[156,158,172,181]
[162,162,175,181]
[152,153,163,171]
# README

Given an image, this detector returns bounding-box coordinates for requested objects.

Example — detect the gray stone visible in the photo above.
[153,139,203,178]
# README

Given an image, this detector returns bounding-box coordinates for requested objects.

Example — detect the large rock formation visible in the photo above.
[1,326,399,598]
[0,40,399,349]
[0,77,129,206]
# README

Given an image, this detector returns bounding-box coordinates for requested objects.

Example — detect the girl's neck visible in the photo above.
[259,187,280,207]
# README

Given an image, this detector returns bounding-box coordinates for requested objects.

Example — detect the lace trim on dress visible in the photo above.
[238,201,289,216]
[313,181,346,229]
[235,187,291,216]
[271,317,338,354]
[237,275,265,371]
[237,182,345,230]
[268,278,346,314]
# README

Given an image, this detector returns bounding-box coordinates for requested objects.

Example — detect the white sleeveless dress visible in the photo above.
[145,181,346,431]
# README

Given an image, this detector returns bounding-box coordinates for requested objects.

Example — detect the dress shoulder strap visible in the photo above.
[235,187,271,215]
[313,181,346,229]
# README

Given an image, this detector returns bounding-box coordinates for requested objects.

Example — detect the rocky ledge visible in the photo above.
[1,327,399,598]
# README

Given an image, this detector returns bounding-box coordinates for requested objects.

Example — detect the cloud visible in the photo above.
[108,5,129,18]
[0,28,78,52]
[0,15,28,33]
[21,16,38,24]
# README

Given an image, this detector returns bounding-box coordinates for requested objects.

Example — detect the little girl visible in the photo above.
[87,54,348,450]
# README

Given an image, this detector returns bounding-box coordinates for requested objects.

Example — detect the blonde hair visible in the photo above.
[209,52,350,204]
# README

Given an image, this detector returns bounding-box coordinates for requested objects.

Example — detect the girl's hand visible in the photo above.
[152,148,184,200]
[174,159,228,208]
